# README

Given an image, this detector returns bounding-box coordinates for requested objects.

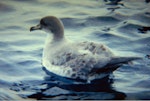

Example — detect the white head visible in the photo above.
[30,16,64,40]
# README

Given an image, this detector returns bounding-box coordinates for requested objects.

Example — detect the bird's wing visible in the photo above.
[77,41,113,57]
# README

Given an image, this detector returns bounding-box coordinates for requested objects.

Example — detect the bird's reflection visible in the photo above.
[28,67,126,100]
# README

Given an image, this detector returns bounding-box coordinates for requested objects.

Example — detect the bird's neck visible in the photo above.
[46,32,65,44]
[52,25,65,41]
[53,31,64,41]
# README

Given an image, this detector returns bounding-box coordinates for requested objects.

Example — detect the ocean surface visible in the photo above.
[0,0,150,100]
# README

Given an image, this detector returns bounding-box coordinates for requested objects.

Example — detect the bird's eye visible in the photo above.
[40,19,47,26]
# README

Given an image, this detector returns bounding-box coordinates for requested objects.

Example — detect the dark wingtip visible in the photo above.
[108,56,142,65]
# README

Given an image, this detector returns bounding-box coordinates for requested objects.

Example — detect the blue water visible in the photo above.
[0,0,150,100]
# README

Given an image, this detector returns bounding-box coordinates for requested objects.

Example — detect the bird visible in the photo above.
[30,16,140,83]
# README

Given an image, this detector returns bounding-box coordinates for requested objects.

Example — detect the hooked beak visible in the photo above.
[30,24,42,32]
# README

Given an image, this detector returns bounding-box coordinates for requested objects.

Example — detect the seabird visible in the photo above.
[30,16,140,82]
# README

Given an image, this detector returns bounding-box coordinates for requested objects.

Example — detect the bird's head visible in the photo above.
[30,16,64,37]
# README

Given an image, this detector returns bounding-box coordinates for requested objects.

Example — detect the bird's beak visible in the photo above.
[30,24,42,32]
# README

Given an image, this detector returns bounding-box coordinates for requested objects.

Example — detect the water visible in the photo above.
[0,0,150,100]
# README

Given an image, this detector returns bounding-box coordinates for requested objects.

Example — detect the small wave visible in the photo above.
[92,31,128,44]
[117,23,144,36]
[5,26,24,30]
[46,1,71,8]
[85,16,120,26]
[0,2,15,13]
[131,14,150,24]
[61,16,120,29]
